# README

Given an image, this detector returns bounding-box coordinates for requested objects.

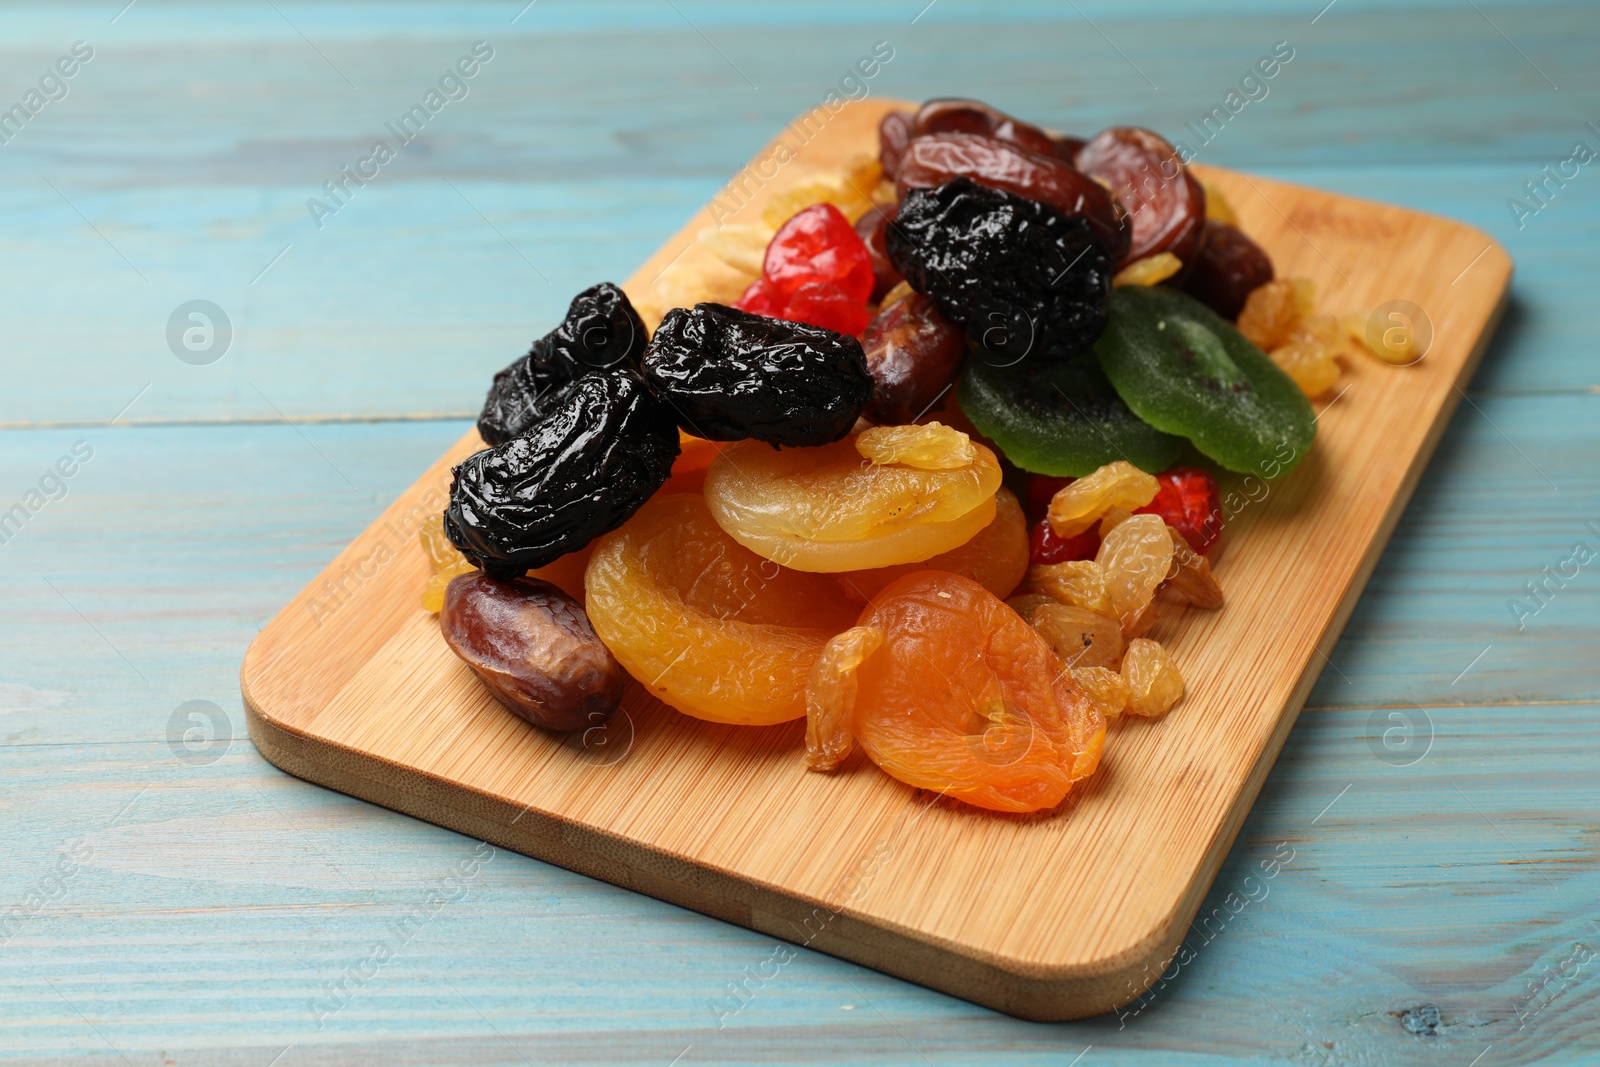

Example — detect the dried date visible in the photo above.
[440,572,625,732]
[641,302,873,447]
[446,371,679,579]
[879,109,915,181]
[862,291,966,425]
[885,177,1114,363]
[910,98,1060,158]
[1182,220,1275,320]
[1074,128,1206,270]
[477,282,649,446]
[853,203,904,303]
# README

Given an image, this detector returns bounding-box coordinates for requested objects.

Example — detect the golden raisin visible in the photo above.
[1164,529,1224,609]
[1122,638,1185,717]
[856,422,976,469]
[1023,560,1113,617]
[1073,665,1131,719]
[1096,514,1175,633]
[1112,252,1183,288]
[1047,461,1159,538]
[1237,277,1315,349]
[805,625,885,771]
[1026,601,1125,671]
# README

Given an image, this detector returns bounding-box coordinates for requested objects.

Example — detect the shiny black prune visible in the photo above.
[885,177,1113,363]
[447,371,679,579]
[640,303,873,447]
[477,282,648,446]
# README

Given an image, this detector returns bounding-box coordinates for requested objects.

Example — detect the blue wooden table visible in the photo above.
[2,2,1597,1063]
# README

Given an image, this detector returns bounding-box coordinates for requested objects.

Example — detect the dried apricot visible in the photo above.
[805,572,1105,813]
[584,493,858,725]
[703,434,1002,572]
[837,488,1028,602]
[1047,461,1159,538]
[1122,638,1185,717]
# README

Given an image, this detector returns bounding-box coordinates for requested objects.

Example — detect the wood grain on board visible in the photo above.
[241,98,1511,1020]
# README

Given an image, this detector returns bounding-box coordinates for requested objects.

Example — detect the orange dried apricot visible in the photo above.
[703,434,1001,572]
[805,572,1105,813]
[836,488,1028,602]
[584,493,858,725]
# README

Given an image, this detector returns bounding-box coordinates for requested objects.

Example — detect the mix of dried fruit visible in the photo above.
[424,97,1411,815]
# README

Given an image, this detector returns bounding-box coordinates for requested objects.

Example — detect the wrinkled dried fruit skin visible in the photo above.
[896,134,1129,263]
[641,303,873,447]
[911,98,1061,158]
[1122,637,1185,717]
[1113,253,1183,289]
[1095,514,1175,633]
[1047,461,1160,538]
[1074,127,1206,270]
[805,625,885,770]
[1073,665,1131,718]
[959,353,1182,477]
[888,178,1115,363]
[446,372,680,579]
[762,202,875,304]
[878,109,916,181]
[704,435,1002,572]
[1024,600,1125,671]
[1134,466,1223,555]
[1164,528,1224,609]
[585,493,859,725]
[1024,560,1112,617]
[1183,221,1275,320]
[440,573,625,732]
[857,422,976,469]
[854,204,905,303]
[477,283,649,446]
[1237,278,1316,350]
[861,291,967,426]
[837,487,1028,602]
[810,572,1104,813]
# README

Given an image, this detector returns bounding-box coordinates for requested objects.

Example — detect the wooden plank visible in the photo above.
[238,98,1513,1020]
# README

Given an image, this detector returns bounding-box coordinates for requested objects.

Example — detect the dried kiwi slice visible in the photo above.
[957,349,1182,477]
[1095,285,1314,477]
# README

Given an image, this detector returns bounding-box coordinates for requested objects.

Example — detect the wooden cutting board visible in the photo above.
[241,99,1511,1022]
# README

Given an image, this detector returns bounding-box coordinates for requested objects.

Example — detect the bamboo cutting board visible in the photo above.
[242,99,1511,1021]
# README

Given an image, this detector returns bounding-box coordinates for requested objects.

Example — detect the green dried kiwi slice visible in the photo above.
[957,348,1183,477]
[1095,285,1315,477]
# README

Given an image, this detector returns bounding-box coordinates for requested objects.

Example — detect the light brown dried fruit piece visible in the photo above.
[1096,514,1175,632]
[1073,665,1132,719]
[1023,560,1113,617]
[1122,637,1185,717]
[1164,527,1224,609]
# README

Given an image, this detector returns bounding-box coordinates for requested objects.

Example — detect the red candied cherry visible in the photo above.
[1029,516,1099,565]
[782,280,871,336]
[734,277,783,317]
[1024,474,1076,521]
[764,203,875,304]
[1135,466,1223,555]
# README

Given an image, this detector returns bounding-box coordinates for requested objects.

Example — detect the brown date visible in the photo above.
[878,109,915,181]
[1074,127,1206,270]
[853,202,904,303]
[861,291,967,425]
[911,98,1060,159]
[896,132,1130,262]
[441,572,624,733]
[1182,220,1275,320]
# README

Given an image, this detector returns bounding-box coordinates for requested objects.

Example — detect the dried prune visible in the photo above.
[1074,128,1206,270]
[879,109,916,181]
[641,303,872,447]
[1183,220,1275,320]
[861,291,966,425]
[910,98,1060,159]
[887,178,1115,363]
[958,352,1182,476]
[477,282,648,446]
[853,204,904,303]
[895,134,1128,261]
[445,371,680,579]
[440,572,624,732]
